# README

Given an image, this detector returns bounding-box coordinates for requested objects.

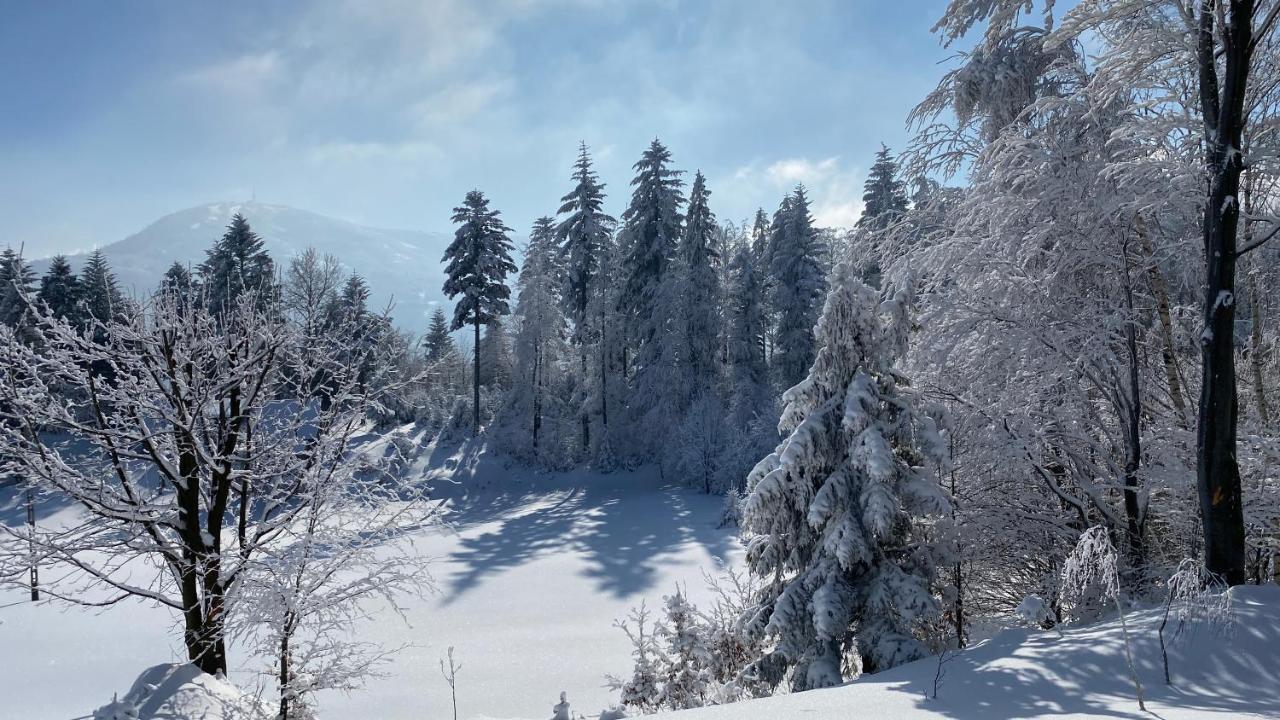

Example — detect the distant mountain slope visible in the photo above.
[33,202,455,334]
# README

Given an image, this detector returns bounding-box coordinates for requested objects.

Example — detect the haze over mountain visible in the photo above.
[32,202,456,335]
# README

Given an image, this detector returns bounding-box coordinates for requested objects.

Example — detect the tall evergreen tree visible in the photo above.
[78,249,124,328]
[618,139,685,356]
[158,261,194,303]
[423,307,456,364]
[557,143,615,347]
[0,248,37,331]
[769,186,827,390]
[618,140,685,449]
[857,145,909,231]
[742,262,948,690]
[725,240,769,426]
[556,143,617,451]
[199,213,276,313]
[675,170,721,398]
[443,190,517,435]
[38,254,81,323]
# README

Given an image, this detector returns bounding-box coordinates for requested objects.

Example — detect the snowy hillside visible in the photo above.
[30,202,454,333]
[652,585,1280,720]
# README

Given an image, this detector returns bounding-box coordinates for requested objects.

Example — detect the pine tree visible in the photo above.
[442,190,518,435]
[79,249,124,328]
[38,254,81,322]
[557,143,615,347]
[725,241,769,426]
[618,140,685,450]
[199,213,276,313]
[742,262,948,690]
[423,307,456,363]
[158,261,194,303]
[769,186,827,390]
[857,145,909,231]
[676,171,721,399]
[618,138,685,356]
[0,248,37,341]
[556,143,617,451]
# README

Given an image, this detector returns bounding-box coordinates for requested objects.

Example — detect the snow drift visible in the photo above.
[92,664,268,720]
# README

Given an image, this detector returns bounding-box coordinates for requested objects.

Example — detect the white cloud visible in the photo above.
[727,156,865,229]
[180,51,283,97]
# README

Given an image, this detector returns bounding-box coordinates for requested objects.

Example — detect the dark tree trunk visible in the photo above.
[1194,0,1252,586]
[1121,243,1146,570]
[279,613,294,720]
[473,316,481,436]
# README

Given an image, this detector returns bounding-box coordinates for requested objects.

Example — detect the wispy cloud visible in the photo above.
[726,156,865,229]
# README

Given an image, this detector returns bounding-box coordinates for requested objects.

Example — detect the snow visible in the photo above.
[92,663,267,720]
[5,438,1279,720]
[0,439,742,720]
[650,585,1280,720]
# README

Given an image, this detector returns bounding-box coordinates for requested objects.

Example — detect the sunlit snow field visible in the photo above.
[0,434,743,720]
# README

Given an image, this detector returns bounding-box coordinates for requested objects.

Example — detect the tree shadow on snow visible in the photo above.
[436,463,739,604]
[875,591,1280,719]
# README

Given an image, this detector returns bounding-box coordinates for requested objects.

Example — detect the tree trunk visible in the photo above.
[473,316,481,436]
[1121,243,1146,571]
[26,486,38,601]
[580,348,590,452]
[279,613,294,720]
[531,339,542,453]
[1246,253,1270,427]
[1136,216,1188,425]
[1194,0,1251,586]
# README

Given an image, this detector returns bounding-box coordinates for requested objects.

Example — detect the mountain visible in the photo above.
[32,202,456,335]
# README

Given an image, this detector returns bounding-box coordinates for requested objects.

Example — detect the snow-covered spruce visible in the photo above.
[741,261,949,689]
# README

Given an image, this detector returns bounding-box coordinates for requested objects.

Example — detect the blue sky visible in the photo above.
[2,0,962,257]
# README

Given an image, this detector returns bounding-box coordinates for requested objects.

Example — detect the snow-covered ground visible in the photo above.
[0,438,742,719]
[653,584,1280,720]
[5,436,1280,720]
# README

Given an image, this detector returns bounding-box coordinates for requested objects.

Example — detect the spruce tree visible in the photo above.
[158,261,194,303]
[742,262,948,689]
[557,143,615,347]
[38,254,81,322]
[676,170,721,399]
[199,213,276,313]
[556,143,617,451]
[79,249,124,328]
[0,248,37,331]
[618,140,685,450]
[857,145,909,231]
[768,186,827,390]
[423,307,455,363]
[442,190,518,435]
[618,139,685,356]
[725,241,769,426]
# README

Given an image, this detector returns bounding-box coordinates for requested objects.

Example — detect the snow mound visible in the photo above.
[652,584,1280,720]
[92,664,268,720]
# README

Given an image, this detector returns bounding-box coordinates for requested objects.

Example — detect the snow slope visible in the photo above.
[652,585,1280,720]
[0,437,742,719]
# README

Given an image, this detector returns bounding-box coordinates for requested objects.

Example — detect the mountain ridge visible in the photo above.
[30,202,458,334]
